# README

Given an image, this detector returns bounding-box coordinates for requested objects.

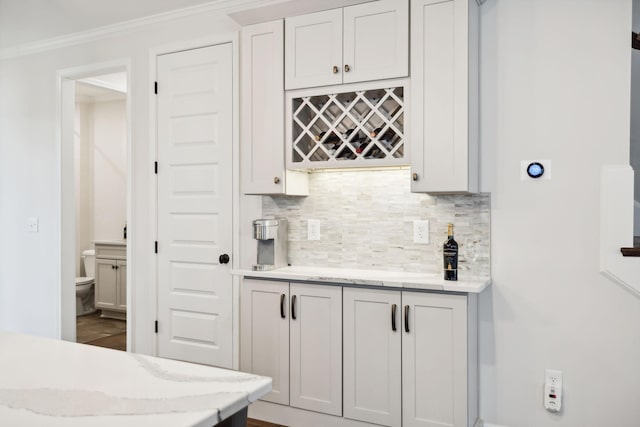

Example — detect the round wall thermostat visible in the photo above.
[526,162,545,178]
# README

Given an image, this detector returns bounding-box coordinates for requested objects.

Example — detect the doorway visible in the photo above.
[74,73,128,350]
[58,61,132,349]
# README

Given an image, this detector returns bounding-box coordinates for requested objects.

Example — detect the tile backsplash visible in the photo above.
[262,168,490,279]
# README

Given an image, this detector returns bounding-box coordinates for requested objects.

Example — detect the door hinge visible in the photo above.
[154,81,158,94]
[155,320,158,333]
[154,241,158,254]
[154,161,158,174]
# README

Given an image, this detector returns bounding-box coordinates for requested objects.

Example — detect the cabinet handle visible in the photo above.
[344,64,351,72]
[274,176,280,184]
[412,172,419,181]
[111,265,115,270]
[391,304,397,331]
[404,305,410,333]
[332,65,339,74]
[280,294,286,319]
[291,295,297,320]
[219,254,230,264]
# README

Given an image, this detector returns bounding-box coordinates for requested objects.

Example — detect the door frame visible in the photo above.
[149,33,242,368]
[56,59,133,345]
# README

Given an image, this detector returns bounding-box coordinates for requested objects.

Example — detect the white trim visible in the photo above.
[56,59,133,346]
[0,0,285,60]
[79,77,126,94]
[483,423,509,427]
[148,32,240,365]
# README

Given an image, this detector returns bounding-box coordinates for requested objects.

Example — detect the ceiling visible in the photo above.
[0,0,221,49]
[0,0,376,51]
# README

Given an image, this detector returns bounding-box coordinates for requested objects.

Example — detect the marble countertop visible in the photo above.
[232,266,490,293]
[0,331,271,426]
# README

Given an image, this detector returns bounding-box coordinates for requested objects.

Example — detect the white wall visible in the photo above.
[479,1,640,426]
[74,99,127,276]
[0,10,241,342]
[91,100,127,242]
[0,1,639,426]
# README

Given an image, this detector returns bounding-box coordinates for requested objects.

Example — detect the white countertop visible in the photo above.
[0,331,271,426]
[93,239,127,246]
[233,266,490,293]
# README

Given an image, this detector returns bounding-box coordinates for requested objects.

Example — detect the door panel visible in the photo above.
[117,260,127,311]
[157,43,234,368]
[285,9,343,90]
[240,279,290,405]
[343,288,401,426]
[402,292,467,427]
[343,0,409,84]
[289,283,342,416]
[95,259,116,309]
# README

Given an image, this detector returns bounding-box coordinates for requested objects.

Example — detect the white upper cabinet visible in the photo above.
[241,20,308,195]
[410,0,479,193]
[285,9,343,90]
[285,0,408,90]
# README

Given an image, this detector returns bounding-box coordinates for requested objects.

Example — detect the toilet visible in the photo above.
[76,249,96,316]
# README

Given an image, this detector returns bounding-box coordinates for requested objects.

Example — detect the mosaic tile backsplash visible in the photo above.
[262,168,491,279]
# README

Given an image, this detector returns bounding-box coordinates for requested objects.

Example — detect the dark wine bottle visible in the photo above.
[443,223,458,281]
[370,126,385,137]
[314,131,327,141]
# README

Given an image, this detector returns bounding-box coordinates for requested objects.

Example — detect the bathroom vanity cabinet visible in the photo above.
[94,241,126,320]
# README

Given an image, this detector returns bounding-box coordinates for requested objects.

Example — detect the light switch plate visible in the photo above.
[27,217,39,233]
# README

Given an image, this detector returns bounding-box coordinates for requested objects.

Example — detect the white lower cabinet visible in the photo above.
[95,259,127,313]
[242,279,478,427]
[241,278,342,416]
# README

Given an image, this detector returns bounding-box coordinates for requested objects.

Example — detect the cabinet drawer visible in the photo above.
[95,244,126,260]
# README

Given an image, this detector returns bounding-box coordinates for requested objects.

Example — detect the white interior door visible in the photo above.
[156,43,234,368]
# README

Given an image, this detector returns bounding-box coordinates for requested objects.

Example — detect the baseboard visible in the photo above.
[483,423,510,427]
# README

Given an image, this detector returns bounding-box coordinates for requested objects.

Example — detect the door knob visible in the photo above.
[219,254,230,264]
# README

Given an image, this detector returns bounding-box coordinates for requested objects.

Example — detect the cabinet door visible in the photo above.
[289,283,342,416]
[285,9,343,90]
[410,0,479,193]
[116,260,127,312]
[95,259,117,309]
[402,292,468,427]
[343,288,401,426]
[343,0,409,84]
[240,278,290,405]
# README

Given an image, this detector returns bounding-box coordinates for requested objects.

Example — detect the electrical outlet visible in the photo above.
[413,220,429,244]
[544,369,563,413]
[308,219,321,241]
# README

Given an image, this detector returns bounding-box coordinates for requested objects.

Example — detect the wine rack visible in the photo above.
[287,83,407,168]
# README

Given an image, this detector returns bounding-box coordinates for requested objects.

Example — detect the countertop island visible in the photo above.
[0,331,271,426]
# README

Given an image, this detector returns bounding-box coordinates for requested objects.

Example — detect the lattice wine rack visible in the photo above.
[288,85,406,168]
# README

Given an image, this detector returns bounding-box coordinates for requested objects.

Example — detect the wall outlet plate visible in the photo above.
[413,220,429,244]
[308,219,320,241]
[544,369,563,412]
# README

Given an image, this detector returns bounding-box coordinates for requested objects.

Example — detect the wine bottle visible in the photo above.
[314,131,327,141]
[370,126,385,137]
[443,223,458,281]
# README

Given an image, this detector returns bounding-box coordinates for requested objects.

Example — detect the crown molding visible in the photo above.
[0,0,285,60]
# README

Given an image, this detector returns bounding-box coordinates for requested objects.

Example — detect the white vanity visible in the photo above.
[94,240,127,320]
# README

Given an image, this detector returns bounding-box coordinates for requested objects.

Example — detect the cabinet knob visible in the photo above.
[219,254,230,264]
[274,176,280,184]
[412,172,419,181]
[344,64,351,73]
[332,65,339,74]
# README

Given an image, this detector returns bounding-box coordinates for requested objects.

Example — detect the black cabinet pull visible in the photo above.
[291,295,297,320]
[404,305,410,333]
[391,304,397,331]
[280,294,286,319]
[219,254,230,264]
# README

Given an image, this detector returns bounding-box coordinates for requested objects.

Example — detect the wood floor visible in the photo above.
[76,311,126,351]
[247,419,286,427]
